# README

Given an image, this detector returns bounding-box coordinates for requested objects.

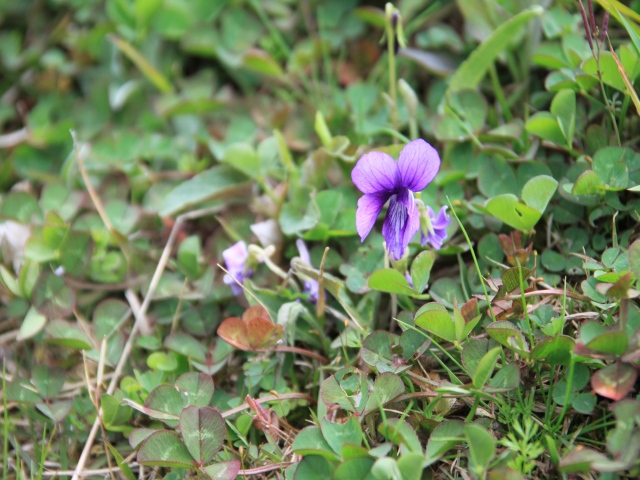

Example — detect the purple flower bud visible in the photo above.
[578,0,594,52]
[420,206,450,250]
[351,139,441,260]
[601,11,609,44]
[222,241,252,295]
[587,0,597,35]
[296,239,319,302]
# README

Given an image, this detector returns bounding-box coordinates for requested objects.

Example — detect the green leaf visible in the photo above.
[102,393,133,429]
[333,457,375,480]
[32,365,65,398]
[550,89,576,145]
[411,250,435,293]
[447,6,544,92]
[594,154,629,191]
[106,442,136,480]
[415,303,456,343]
[320,416,362,456]
[585,330,629,355]
[159,166,248,216]
[222,142,261,179]
[368,268,416,295]
[109,35,174,93]
[177,235,202,279]
[478,156,518,197]
[485,194,542,233]
[465,424,496,469]
[525,112,566,145]
[17,306,47,341]
[143,384,184,426]
[292,426,341,462]
[180,406,226,464]
[364,373,405,415]
[164,333,208,363]
[571,170,604,195]
[425,420,465,464]
[45,320,92,350]
[572,393,596,414]
[292,455,337,480]
[583,51,632,92]
[629,240,640,281]
[377,418,422,454]
[502,266,533,292]
[462,338,490,378]
[360,330,408,374]
[521,175,558,213]
[242,49,285,78]
[320,367,369,415]
[486,321,529,356]
[137,430,194,468]
[31,271,76,319]
[486,363,521,392]
[397,453,425,480]
[175,372,215,407]
[472,346,502,389]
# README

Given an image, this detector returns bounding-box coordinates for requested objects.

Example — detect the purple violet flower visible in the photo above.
[421,205,450,250]
[351,138,441,260]
[223,240,252,295]
[296,239,319,302]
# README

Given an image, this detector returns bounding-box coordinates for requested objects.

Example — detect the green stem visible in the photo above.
[447,199,497,323]
[385,7,398,137]
[489,63,512,122]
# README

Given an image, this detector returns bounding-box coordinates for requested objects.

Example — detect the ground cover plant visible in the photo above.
[2,0,640,478]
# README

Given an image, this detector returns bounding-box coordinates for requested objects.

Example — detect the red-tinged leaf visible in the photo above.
[180,406,226,465]
[243,305,269,321]
[246,317,283,350]
[217,317,250,350]
[202,460,241,480]
[137,430,194,468]
[217,306,283,351]
[591,363,637,401]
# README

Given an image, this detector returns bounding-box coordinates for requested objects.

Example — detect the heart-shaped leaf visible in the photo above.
[137,430,194,468]
[217,305,283,351]
[180,406,226,465]
[591,362,637,401]
[175,372,214,407]
[202,460,241,480]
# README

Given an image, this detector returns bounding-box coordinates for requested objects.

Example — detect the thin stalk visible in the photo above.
[447,199,497,322]
[385,6,398,137]
[489,63,512,122]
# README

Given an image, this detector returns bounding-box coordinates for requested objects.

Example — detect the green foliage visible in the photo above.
[4,0,640,478]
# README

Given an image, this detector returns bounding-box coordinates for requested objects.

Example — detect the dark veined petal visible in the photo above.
[382,189,420,260]
[432,206,450,229]
[397,139,440,192]
[356,192,390,242]
[421,206,450,250]
[351,151,401,194]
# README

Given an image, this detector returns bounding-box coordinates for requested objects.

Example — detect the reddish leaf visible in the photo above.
[217,306,283,351]
[591,363,637,401]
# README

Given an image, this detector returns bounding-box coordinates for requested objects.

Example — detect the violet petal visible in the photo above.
[351,151,401,194]
[356,192,390,242]
[397,138,441,192]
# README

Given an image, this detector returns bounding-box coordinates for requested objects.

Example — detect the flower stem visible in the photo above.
[385,3,398,139]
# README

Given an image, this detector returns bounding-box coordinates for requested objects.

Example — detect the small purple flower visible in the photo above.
[421,205,450,250]
[223,241,252,295]
[296,239,319,302]
[351,138,441,260]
